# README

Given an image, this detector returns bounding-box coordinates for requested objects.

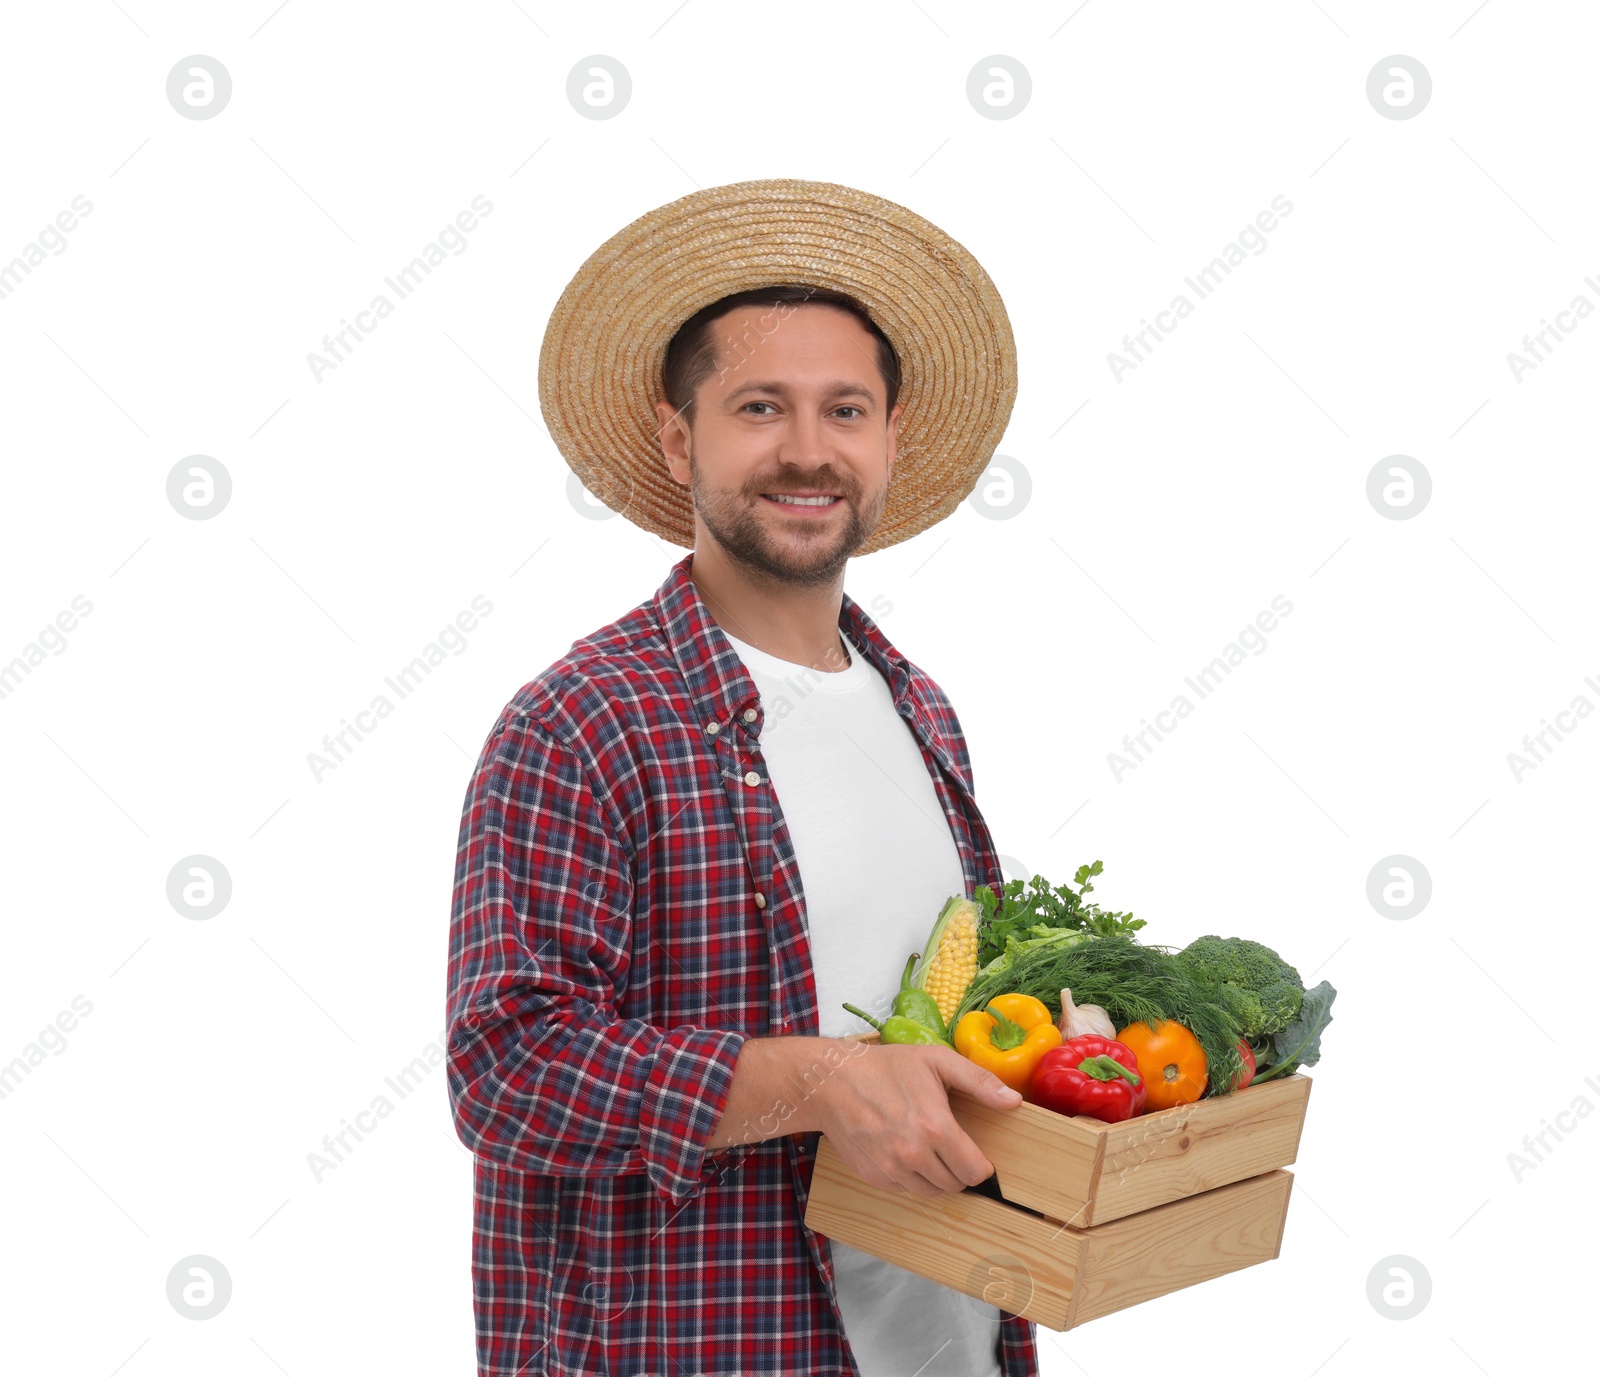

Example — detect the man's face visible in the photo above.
[657,303,902,587]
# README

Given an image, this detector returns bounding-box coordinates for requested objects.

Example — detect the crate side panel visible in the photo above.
[1070,1169,1295,1326]
[1092,1074,1310,1222]
[803,1135,1084,1330]
[948,1088,1104,1225]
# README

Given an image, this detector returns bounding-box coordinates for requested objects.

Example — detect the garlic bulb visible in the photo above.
[1058,987,1116,1041]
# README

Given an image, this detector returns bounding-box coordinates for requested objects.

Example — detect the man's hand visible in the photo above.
[810,1042,1023,1197]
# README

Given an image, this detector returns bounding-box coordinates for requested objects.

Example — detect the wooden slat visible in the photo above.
[804,1133,1085,1330]
[946,1088,1104,1226]
[1089,1075,1310,1223]
[1070,1169,1294,1324]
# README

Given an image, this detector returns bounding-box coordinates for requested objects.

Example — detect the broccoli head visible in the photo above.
[1174,935,1305,1040]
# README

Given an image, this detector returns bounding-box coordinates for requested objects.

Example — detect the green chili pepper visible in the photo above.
[890,952,948,1041]
[841,1002,948,1046]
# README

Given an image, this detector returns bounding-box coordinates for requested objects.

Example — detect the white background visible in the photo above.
[2,2,1596,1374]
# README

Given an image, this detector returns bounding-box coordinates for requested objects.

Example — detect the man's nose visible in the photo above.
[776,407,831,465]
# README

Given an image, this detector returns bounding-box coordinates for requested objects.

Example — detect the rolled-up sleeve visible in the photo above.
[446,711,748,1206]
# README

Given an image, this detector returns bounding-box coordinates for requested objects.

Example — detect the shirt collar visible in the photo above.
[651,551,925,741]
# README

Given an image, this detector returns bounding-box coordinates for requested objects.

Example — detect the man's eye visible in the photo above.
[740,401,863,418]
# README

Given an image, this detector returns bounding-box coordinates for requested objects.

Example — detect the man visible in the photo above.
[447,179,1035,1376]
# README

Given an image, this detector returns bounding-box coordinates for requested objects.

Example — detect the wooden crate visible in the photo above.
[803,1035,1312,1331]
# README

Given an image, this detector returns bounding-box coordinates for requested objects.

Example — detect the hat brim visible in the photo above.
[537,177,1017,555]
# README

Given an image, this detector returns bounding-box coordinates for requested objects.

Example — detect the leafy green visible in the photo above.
[1253,980,1336,1082]
[1171,935,1305,1041]
[962,863,1336,1097]
[974,861,1145,968]
[975,927,1089,980]
[954,932,1247,1099]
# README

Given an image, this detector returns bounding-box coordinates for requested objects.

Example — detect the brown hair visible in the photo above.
[661,284,901,423]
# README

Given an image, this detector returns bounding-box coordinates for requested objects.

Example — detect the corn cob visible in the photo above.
[911,896,981,1025]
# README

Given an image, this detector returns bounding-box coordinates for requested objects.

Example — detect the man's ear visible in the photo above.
[655,399,692,485]
[885,400,903,474]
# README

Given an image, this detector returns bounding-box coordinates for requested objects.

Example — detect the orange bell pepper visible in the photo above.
[1115,1019,1207,1109]
[953,993,1063,1095]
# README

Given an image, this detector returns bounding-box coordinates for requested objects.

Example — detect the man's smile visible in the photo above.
[760,492,845,514]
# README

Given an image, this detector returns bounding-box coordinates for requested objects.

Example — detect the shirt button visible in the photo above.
[743,770,762,787]
[742,708,758,723]
[754,891,767,908]
[706,721,721,735]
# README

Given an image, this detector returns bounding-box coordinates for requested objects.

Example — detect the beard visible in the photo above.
[688,455,889,588]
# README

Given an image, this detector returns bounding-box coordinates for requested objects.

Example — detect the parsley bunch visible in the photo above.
[973,860,1146,968]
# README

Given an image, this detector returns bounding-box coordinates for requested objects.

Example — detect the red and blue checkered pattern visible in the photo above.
[447,551,1039,1376]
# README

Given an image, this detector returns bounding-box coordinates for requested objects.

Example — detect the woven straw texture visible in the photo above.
[537,177,1017,555]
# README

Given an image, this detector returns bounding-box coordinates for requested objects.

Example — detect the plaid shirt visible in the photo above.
[446,551,1039,1377]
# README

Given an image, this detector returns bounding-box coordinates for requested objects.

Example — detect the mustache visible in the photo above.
[750,480,855,497]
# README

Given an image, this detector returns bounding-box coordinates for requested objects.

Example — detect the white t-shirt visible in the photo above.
[720,625,1004,1377]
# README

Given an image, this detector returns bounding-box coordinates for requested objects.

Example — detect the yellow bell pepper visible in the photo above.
[952,993,1063,1096]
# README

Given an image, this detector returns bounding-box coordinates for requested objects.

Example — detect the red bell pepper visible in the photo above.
[1028,1034,1147,1123]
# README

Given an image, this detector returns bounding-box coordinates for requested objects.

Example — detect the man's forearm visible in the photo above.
[705,1034,868,1150]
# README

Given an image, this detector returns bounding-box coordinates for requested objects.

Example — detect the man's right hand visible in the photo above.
[809,1041,1023,1198]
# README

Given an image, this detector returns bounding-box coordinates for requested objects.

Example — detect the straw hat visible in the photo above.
[537,177,1017,555]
